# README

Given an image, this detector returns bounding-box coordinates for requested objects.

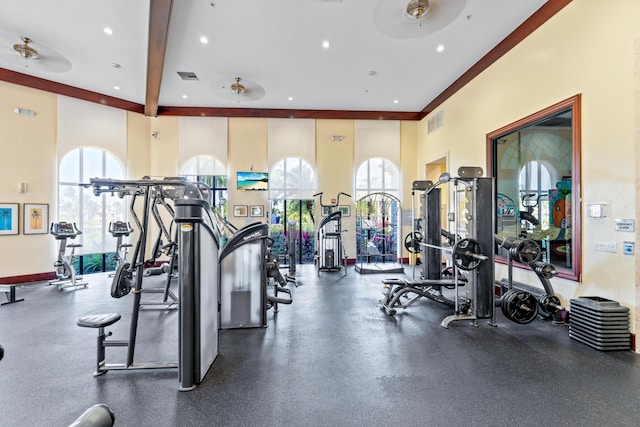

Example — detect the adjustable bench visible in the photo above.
[1,284,24,306]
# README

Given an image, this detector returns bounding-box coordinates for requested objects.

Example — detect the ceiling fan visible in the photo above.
[212,76,266,103]
[373,0,468,39]
[0,33,72,72]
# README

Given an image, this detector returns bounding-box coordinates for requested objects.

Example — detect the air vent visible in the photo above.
[177,71,199,81]
[427,109,444,134]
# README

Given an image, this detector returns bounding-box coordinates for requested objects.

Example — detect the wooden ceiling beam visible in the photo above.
[145,0,173,117]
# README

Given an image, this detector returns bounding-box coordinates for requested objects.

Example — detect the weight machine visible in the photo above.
[49,222,88,291]
[313,192,350,276]
[76,177,206,380]
[381,167,495,328]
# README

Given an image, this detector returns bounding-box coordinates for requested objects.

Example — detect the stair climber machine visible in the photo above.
[381,167,495,328]
[76,177,218,391]
[49,222,88,290]
[314,192,351,276]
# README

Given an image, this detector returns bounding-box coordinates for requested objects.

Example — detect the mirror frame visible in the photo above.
[486,94,582,281]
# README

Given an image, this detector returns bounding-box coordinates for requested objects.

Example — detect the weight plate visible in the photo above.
[501,289,538,324]
[452,238,483,271]
[539,294,561,314]
[514,239,541,264]
[404,231,423,254]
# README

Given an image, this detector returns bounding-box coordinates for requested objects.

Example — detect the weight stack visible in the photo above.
[569,296,630,351]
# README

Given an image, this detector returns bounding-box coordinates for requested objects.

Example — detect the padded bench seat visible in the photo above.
[77,313,121,328]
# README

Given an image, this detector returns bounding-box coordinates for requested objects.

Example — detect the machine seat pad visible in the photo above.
[77,313,121,328]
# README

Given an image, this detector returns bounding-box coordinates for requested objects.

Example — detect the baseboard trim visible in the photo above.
[0,272,56,285]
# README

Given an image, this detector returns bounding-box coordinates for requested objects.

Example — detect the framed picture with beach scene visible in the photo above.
[23,203,48,235]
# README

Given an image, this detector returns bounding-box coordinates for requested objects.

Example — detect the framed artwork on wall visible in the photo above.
[0,203,19,235]
[23,203,49,235]
[250,205,264,217]
[338,205,350,217]
[233,205,248,217]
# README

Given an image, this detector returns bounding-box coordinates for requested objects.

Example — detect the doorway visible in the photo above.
[269,199,315,265]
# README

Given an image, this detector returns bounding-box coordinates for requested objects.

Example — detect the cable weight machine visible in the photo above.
[313,192,351,276]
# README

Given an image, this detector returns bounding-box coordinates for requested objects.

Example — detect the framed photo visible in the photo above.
[23,203,49,235]
[321,206,332,217]
[338,205,350,217]
[0,203,19,235]
[233,205,248,217]
[250,205,264,217]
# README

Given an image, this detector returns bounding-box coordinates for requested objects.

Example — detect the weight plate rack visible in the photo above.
[569,296,630,351]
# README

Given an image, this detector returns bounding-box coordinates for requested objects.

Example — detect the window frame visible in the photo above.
[486,94,582,281]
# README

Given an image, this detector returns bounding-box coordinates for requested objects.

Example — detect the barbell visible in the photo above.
[403,232,487,271]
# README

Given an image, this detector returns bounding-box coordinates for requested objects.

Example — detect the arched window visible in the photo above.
[269,157,316,200]
[58,147,125,262]
[355,157,399,200]
[180,155,228,215]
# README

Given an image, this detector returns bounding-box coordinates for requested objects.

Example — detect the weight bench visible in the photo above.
[1,284,24,306]
[77,313,123,376]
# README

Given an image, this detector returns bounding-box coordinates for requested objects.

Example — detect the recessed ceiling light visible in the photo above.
[111,62,121,69]
[393,99,399,104]
[322,40,330,49]
[436,44,445,53]
[113,86,120,90]
[182,94,188,99]
[200,36,208,44]
[103,27,113,36]
[288,96,293,101]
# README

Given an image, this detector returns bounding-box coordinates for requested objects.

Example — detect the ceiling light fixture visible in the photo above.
[200,35,208,44]
[13,36,40,67]
[406,0,431,19]
[322,40,330,49]
[103,27,114,35]
[437,44,445,52]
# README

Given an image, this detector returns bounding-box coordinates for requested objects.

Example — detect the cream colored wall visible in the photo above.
[419,1,640,333]
[400,120,418,263]
[316,119,356,256]
[227,118,269,230]
[0,82,57,276]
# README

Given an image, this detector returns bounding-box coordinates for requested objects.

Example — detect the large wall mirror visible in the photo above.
[487,95,581,281]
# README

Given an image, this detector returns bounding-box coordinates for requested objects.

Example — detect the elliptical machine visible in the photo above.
[49,222,88,291]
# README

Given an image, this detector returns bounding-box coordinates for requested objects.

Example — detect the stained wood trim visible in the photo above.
[157,106,422,121]
[420,0,573,119]
[0,68,145,114]
[486,94,582,282]
[145,0,174,117]
[0,272,55,285]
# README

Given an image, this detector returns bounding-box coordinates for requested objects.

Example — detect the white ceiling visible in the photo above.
[0,0,547,115]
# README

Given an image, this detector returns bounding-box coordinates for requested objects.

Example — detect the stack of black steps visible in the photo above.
[569,296,630,351]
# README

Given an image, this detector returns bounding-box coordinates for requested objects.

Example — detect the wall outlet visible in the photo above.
[594,241,617,253]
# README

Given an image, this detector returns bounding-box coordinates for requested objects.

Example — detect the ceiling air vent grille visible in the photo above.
[427,109,444,134]
[177,71,199,81]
